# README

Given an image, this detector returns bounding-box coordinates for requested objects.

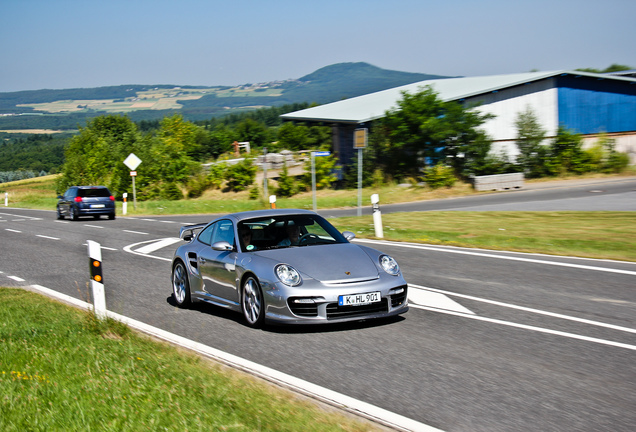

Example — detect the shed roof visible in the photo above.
[280,70,636,124]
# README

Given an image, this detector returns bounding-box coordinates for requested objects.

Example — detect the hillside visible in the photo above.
[0,63,452,131]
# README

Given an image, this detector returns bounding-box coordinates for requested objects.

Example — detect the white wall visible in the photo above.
[466,79,559,160]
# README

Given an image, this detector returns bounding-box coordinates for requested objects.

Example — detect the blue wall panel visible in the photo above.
[557,76,636,134]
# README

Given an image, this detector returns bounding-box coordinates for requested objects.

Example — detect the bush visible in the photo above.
[275,163,297,197]
[422,163,456,189]
[224,158,256,192]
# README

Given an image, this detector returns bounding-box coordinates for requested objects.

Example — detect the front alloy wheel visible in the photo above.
[242,276,264,328]
[172,261,191,307]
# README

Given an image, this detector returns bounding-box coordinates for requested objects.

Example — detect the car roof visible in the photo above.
[223,209,317,223]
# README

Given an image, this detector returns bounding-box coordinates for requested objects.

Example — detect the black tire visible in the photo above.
[108,213,115,220]
[241,276,265,328]
[56,207,65,220]
[70,206,78,221]
[172,261,191,307]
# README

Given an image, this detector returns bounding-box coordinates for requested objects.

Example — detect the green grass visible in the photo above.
[330,211,636,262]
[0,288,376,432]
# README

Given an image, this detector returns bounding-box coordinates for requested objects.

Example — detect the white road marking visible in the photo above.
[135,237,182,254]
[123,230,148,235]
[410,284,636,334]
[5,228,21,233]
[84,224,104,229]
[8,276,25,282]
[123,240,171,261]
[356,239,636,276]
[410,302,636,351]
[408,287,475,315]
[36,235,60,240]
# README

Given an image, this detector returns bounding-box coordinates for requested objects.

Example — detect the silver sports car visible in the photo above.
[171,209,408,327]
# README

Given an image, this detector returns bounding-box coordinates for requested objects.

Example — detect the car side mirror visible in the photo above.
[57,195,63,199]
[342,231,356,241]
[211,241,233,251]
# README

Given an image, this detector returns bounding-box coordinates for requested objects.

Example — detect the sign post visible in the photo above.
[123,153,142,210]
[354,128,368,216]
[311,151,331,211]
[263,147,268,199]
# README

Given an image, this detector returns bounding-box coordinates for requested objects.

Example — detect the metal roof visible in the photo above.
[280,70,636,124]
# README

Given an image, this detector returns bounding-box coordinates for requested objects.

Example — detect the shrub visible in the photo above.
[422,163,456,189]
[224,158,256,192]
[275,163,297,197]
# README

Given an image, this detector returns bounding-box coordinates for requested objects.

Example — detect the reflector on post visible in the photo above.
[87,240,106,319]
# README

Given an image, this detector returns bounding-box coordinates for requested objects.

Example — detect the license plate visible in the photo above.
[338,291,381,306]
[90,204,105,208]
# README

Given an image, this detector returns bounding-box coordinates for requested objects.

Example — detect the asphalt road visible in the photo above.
[1,180,635,431]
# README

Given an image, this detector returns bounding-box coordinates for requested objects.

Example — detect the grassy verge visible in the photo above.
[0,288,376,432]
[330,211,636,262]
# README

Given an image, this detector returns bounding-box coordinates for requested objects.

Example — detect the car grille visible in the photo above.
[326,298,388,320]
[391,285,408,307]
[287,300,319,317]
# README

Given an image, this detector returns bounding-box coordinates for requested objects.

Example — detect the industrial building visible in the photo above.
[281,70,636,165]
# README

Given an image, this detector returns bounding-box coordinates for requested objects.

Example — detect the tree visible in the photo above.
[57,115,143,196]
[224,158,257,192]
[380,86,494,180]
[275,162,297,197]
[276,122,309,151]
[548,126,589,175]
[514,106,547,177]
[301,155,338,191]
[234,118,271,149]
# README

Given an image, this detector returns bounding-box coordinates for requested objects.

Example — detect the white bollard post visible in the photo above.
[87,240,107,319]
[122,192,128,215]
[269,195,277,209]
[4,192,7,206]
[371,194,383,238]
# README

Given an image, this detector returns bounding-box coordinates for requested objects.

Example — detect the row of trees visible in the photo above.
[56,112,336,200]
[55,85,631,199]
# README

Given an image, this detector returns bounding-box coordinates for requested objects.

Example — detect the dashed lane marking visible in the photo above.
[36,235,60,240]
[123,230,148,235]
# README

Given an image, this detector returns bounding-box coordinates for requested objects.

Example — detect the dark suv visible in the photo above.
[57,186,116,220]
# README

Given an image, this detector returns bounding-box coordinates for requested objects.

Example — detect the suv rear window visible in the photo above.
[78,187,111,198]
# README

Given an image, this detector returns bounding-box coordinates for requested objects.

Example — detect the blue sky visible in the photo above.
[1,0,634,92]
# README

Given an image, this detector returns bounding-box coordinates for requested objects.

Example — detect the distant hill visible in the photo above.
[0,62,453,131]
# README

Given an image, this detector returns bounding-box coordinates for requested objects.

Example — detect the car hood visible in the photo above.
[254,243,379,283]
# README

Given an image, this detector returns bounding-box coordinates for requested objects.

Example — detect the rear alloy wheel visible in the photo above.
[70,206,78,221]
[172,261,191,307]
[242,276,265,328]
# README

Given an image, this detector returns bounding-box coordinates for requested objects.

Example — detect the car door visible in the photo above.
[60,187,76,215]
[197,219,240,307]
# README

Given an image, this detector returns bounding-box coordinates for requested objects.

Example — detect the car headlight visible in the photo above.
[379,255,400,276]
[275,264,302,286]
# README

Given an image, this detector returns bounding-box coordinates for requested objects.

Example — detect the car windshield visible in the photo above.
[237,214,347,251]
[78,188,111,198]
